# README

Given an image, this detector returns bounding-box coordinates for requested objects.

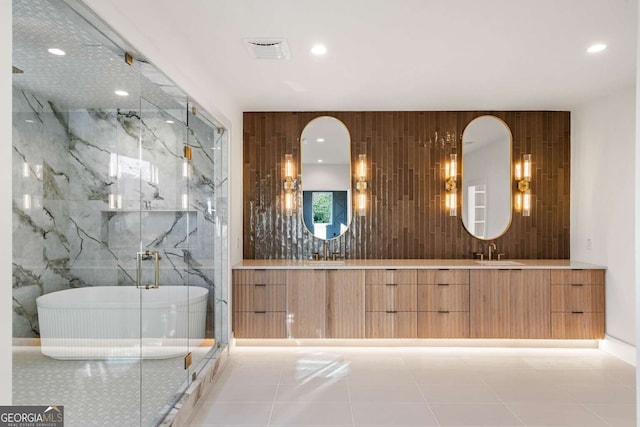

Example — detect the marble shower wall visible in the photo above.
[12,88,223,338]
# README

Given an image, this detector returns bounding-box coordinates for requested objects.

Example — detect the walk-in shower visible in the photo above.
[11,0,229,425]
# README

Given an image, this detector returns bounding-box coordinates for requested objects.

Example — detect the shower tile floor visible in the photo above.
[186,346,636,427]
[13,342,215,427]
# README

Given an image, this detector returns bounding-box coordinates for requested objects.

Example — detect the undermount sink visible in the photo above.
[475,260,524,266]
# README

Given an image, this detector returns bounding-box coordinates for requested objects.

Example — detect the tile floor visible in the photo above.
[13,343,215,427]
[186,346,636,427]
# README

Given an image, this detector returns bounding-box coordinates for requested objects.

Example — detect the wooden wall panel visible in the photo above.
[243,111,571,259]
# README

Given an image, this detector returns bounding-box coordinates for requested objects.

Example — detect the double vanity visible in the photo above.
[232,259,605,341]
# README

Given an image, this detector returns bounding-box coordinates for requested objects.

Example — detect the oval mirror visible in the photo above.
[301,116,352,240]
[461,115,512,240]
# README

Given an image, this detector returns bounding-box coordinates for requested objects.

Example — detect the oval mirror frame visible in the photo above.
[461,115,513,240]
[300,116,352,240]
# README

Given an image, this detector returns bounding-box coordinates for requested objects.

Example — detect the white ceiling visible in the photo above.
[83,0,637,112]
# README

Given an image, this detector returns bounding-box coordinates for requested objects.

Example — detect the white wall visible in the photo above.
[1,0,12,405]
[572,86,636,346]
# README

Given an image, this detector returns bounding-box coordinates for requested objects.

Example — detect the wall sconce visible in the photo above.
[355,154,367,216]
[514,153,532,216]
[444,153,457,216]
[283,154,296,216]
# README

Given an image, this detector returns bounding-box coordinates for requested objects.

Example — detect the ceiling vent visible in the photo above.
[244,38,291,60]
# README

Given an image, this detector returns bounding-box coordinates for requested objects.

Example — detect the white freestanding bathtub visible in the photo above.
[36,286,209,360]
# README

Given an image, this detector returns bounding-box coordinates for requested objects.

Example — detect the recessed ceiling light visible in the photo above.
[166,120,174,124]
[48,48,65,56]
[316,138,325,143]
[587,43,607,54]
[311,44,327,56]
[317,159,324,163]
[114,90,129,96]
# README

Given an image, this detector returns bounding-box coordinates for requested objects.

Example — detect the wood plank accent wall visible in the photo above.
[243,111,570,259]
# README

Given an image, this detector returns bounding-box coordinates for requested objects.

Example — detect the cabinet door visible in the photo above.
[510,270,551,338]
[552,313,605,339]
[418,284,469,312]
[286,270,326,338]
[365,312,416,338]
[470,270,510,338]
[326,270,365,338]
[418,312,469,338]
[551,285,604,313]
[233,312,286,338]
[233,284,286,312]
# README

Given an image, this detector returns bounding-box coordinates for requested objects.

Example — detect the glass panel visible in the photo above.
[137,96,191,424]
[12,0,145,425]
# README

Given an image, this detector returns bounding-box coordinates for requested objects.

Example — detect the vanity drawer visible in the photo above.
[418,312,469,338]
[551,284,604,313]
[365,269,416,286]
[417,284,469,312]
[366,284,417,312]
[233,269,286,286]
[233,283,286,312]
[365,311,417,338]
[233,312,286,338]
[417,270,469,286]
[550,270,604,286]
[551,312,604,339]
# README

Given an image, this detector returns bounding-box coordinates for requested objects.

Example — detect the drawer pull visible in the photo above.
[254,311,266,314]
[386,310,397,314]
[438,310,450,314]
[386,283,398,287]
[437,283,449,287]
[254,284,266,287]
[571,284,584,287]
[571,311,584,314]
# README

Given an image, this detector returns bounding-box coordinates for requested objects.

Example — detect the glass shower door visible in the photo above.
[138,97,192,426]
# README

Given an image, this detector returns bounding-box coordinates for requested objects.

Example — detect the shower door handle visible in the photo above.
[136,250,161,289]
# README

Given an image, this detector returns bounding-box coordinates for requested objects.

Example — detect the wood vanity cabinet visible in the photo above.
[326,270,365,338]
[287,270,326,338]
[232,270,286,338]
[470,270,550,339]
[365,269,417,338]
[550,270,605,339]
[232,266,605,341]
[417,270,470,338]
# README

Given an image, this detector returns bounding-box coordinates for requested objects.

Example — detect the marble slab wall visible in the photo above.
[12,88,226,338]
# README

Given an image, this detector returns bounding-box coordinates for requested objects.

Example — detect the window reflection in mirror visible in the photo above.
[461,115,512,240]
[300,116,352,240]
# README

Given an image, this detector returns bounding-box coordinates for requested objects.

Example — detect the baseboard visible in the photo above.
[599,335,636,366]
[235,338,599,348]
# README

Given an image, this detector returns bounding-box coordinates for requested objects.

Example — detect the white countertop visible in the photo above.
[233,259,606,270]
